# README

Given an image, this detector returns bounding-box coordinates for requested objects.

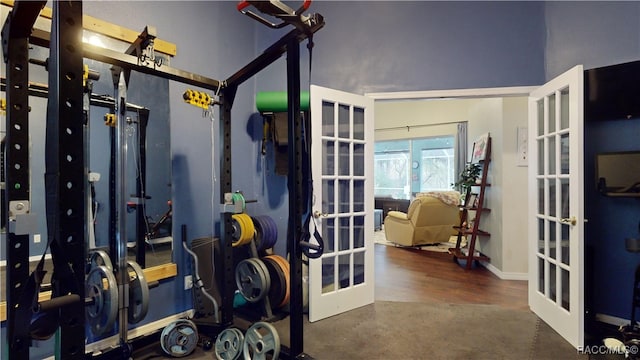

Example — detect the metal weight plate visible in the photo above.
[252,216,277,251]
[251,216,265,251]
[231,213,255,247]
[89,249,113,272]
[86,265,118,336]
[160,319,199,358]
[263,216,278,249]
[214,327,244,360]
[267,255,290,308]
[235,258,271,303]
[261,257,285,309]
[240,214,256,246]
[231,216,244,247]
[243,321,280,360]
[127,260,150,324]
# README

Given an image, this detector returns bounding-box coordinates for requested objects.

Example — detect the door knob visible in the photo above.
[313,210,328,218]
[559,216,577,226]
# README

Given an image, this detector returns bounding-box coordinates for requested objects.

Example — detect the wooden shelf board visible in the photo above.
[448,248,491,263]
[462,206,491,212]
[453,227,490,237]
[1,0,177,56]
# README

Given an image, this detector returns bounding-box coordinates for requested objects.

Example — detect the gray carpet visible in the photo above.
[173,300,586,359]
[269,301,584,360]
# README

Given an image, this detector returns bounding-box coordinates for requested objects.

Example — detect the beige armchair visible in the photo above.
[384,193,460,247]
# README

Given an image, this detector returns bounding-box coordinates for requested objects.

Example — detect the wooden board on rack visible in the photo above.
[1,0,177,56]
[0,263,177,322]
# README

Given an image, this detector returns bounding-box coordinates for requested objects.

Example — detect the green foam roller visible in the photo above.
[256,91,310,112]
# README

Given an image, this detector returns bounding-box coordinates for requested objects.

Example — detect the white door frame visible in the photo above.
[366,86,538,101]
[367,85,537,282]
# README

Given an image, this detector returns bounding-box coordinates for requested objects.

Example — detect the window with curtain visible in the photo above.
[374,135,455,199]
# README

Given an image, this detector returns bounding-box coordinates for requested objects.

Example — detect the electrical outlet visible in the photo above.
[184,275,193,290]
[33,234,41,243]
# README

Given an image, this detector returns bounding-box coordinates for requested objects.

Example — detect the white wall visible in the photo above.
[500,97,529,275]
[375,96,529,277]
[468,99,504,269]
[374,99,482,141]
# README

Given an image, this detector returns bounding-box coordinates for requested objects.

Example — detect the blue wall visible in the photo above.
[585,119,640,321]
[544,1,640,80]
[256,1,547,94]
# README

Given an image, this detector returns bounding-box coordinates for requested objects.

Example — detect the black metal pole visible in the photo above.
[286,36,306,358]
[45,1,86,358]
[136,109,150,267]
[219,86,238,327]
[2,1,46,358]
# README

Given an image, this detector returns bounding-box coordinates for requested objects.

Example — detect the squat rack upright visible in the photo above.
[2,1,324,359]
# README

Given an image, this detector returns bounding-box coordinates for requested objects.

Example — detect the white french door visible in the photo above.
[528,65,584,348]
[308,85,375,322]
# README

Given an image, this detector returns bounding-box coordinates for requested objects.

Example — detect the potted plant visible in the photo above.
[453,162,482,195]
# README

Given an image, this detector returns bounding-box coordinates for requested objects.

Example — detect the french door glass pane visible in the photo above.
[538,179,545,214]
[322,218,335,253]
[561,178,570,219]
[561,133,570,174]
[339,179,350,213]
[548,93,556,133]
[338,104,350,138]
[354,251,365,285]
[537,139,544,175]
[339,217,350,251]
[538,256,545,294]
[322,101,334,137]
[548,136,556,175]
[549,263,557,302]
[339,142,350,176]
[561,224,570,266]
[537,99,544,136]
[549,180,557,217]
[338,254,350,289]
[562,268,570,311]
[354,143,364,176]
[323,140,334,175]
[538,219,545,254]
[323,179,334,214]
[353,180,364,212]
[560,88,570,130]
[353,215,364,248]
[353,107,365,140]
[549,221,557,259]
[322,257,335,294]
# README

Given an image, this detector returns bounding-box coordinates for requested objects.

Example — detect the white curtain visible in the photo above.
[455,122,468,191]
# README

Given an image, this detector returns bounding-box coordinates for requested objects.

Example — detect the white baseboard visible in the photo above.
[595,313,630,327]
[86,309,195,354]
[482,262,528,281]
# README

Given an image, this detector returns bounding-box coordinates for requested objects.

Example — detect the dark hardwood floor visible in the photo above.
[374,244,529,311]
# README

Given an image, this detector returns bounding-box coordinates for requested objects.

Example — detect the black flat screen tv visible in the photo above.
[596,151,640,193]
[585,60,640,122]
